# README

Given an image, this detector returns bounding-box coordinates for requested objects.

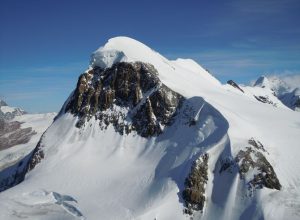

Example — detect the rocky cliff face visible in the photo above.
[182,153,209,214]
[219,138,281,193]
[227,80,244,93]
[64,62,184,137]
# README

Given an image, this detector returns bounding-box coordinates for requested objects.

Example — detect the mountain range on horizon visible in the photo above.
[0,37,299,220]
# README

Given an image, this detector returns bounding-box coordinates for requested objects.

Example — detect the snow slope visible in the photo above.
[0,37,300,220]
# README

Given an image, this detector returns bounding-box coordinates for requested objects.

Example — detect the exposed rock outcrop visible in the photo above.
[227,80,244,93]
[26,138,45,172]
[254,95,277,107]
[248,138,266,152]
[220,138,281,193]
[64,62,184,137]
[182,153,209,215]
[237,147,281,191]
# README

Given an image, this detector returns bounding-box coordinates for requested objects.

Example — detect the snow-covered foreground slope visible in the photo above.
[0,37,300,220]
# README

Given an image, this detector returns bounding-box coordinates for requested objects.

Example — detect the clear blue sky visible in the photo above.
[1,0,299,113]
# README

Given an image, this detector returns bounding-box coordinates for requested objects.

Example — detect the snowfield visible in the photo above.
[0,37,299,220]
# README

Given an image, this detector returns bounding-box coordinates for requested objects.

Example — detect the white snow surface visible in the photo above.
[1,37,300,220]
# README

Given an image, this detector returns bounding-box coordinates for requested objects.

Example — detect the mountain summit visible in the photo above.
[253,75,300,111]
[90,36,164,68]
[253,75,270,88]
[0,37,299,220]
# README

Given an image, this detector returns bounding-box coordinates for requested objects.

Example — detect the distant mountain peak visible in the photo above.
[0,100,8,107]
[254,75,270,88]
[0,99,26,120]
[252,75,300,111]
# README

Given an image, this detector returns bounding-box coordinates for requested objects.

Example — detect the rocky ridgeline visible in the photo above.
[65,62,184,137]
[182,153,209,215]
[220,138,281,192]
[227,80,244,93]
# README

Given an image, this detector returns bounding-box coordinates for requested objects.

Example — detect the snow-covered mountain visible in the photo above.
[0,37,300,220]
[0,100,56,191]
[253,75,300,111]
[0,100,27,120]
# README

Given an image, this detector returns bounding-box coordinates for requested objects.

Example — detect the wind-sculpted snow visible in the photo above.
[90,49,128,69]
